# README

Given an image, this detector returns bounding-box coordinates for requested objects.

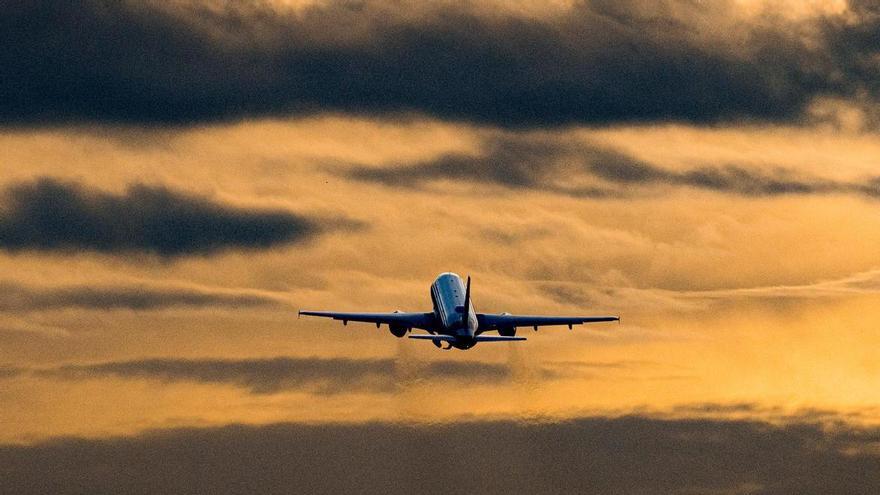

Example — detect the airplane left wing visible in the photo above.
[298,310,437,331]
[477,313,618,331]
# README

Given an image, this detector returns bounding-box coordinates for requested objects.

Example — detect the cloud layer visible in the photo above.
[1,416,878,494]
[41,356,529,394]
[2,0,879,126]
[0,178,319,256]
[349,134,880,198]
[0,281,281,311]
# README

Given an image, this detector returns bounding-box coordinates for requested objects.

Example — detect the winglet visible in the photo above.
[462,275,471,327]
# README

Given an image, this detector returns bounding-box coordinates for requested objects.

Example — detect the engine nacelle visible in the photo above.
[498,313,516,336]
[389,324,409,338]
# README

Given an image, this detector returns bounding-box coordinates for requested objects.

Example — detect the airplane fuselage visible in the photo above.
[430,272,478,349]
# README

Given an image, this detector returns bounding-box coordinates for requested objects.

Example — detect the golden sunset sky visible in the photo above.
[1,1,879,493]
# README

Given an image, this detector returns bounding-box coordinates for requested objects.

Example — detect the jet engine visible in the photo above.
[389,324,409,338]
[497,312,516,336]
[387,310,409,338]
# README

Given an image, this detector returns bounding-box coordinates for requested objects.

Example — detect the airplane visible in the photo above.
[299,272,619,350]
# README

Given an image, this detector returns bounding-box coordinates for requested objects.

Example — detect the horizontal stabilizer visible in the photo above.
[474,335,527,342]
[408,335,457,342]
[408,335,526,343]
[477,313,618,331]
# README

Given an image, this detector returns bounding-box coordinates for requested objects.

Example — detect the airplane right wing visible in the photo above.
[477,313,618,331]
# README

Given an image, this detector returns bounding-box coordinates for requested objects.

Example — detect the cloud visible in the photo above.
[0,366,24,378]
[676,267,880,300]
[0,318,71,337]
[40,356,531,394]
[346,136,623,197]
[1,0,879,127]
[0,178,325,257]
[347,134,880,199]
[0,416,877,494]
[587,159,880,198]
[533,267,880,316]
[0,280,283,312]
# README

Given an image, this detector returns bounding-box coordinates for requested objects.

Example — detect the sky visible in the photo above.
[1,1,880,493]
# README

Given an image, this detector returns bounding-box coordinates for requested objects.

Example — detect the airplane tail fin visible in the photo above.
[462,275,471,327]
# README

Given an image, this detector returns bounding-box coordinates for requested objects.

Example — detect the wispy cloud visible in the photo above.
[676,268,880,300]
[348,134,880,199]
[38,356,532,394]
[0,316,71,337]
[0,280,284,312]
[536,267,880,315]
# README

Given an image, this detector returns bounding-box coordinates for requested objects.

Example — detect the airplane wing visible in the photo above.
[298,310,437,330]
[477,313,618,331]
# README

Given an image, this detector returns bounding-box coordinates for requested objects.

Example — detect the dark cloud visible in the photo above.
[538,283,596,306]
[348,135,880,199]
[0,366,24,378]
[0,178,323,257]
[347,136,619,197]
[1,416,878,494]
[1,1,878,127]
[586,159,863,197]
[0,281,281,312]
[41,356,527,394]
